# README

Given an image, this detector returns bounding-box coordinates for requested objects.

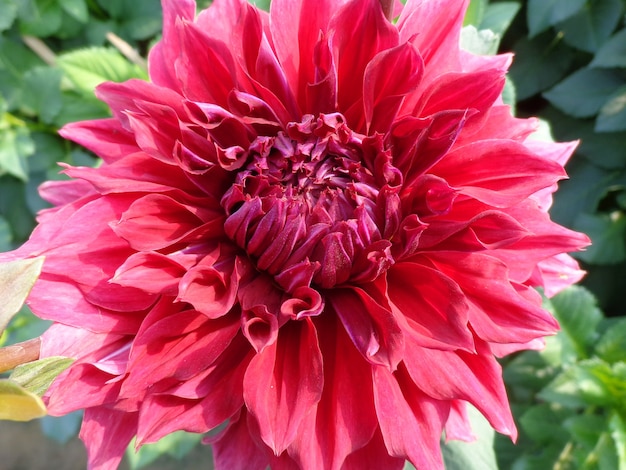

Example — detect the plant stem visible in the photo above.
[106,32,148,71]
[0,338,41,374]
[21,36,57,66]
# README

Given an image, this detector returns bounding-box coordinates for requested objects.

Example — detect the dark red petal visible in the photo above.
[96,79,186,130]
[112,251,186,295]
[59,119,138,164]
[402,338,517,439]
[387,262,474,351]
[243,319,323,455]
[62,153,197,196]
[415,69,505,120]
[342,428,405,470]
[330,286,404,370]
[80,407,138,470]
[211,409,270,470]
[287,314,377,469]
[363,42,423,134]
[422,252,559,344]
[111,194,206,251]
[121,310,240,397]
[445,401,476,442]
[147,0,196,92]
[397,0,468,82]
[177,248,242,318]
[330,0,399,128]
[433,140,566,207]
[177,20,239,107]
[391,110,468,188]
[135,334,253,445]
[270,0,334,107]
[373,365,448,470]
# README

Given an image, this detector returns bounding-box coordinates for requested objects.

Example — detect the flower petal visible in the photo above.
[330,286,405,370]
[387,261,474,351]
[363,42,424,133]
[80,407,138,470]
[402,338,517,439]
[135,334,253,444]
[287,314,377,469]
[422,251,559,344]
[433,140,566,207]
[330,0,399,128]
[243,318,323,455]
[373,365,448,470]
[211,409,270,470]
[121,309,240,398]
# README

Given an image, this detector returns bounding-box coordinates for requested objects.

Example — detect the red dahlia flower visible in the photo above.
[2,0,590,468]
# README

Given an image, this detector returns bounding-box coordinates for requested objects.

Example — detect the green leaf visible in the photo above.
[548,286,603,361]
[501,76,516,113]
[0,216,11,251]
[460,26,500,56]
[18,0,63,37]
[557,0,623,53]
[0,0,18,32]
[126,431,203,469]
[527,0,586,37]
[0,379,46,421]
[480,2,521,37]
[0,125,34,181]
[573,212,626,265]
[597,85,626,133]
[117,0,163,40]
[542,106,626,171]
[0,257,44,333]
[248,0,271,12]
[596,318,626,364]
[21,66,63,124]
[564,414,609,450]
[9,356,74,397]
[57,47,147,97]
[27,132,67,173]
[508,445,565,470]
[441,405,498,470]
[596,431,621,470]
[509,32,575,100]
[609,413,626,469]
[520,404,570,443]
[576,360,626,407]
[59,0,88,23]
[591,29,626,68]
[464,0,488,26]
[0,37,44,110]
[527,118,555,143]
[539,359,626,409]
[539,366,589,408]
[55,91,110,126]
[551,160,614,227]
[504,348,559,400]
[95,0,123,17]
[543,68,625,118]
[0,176,36,242]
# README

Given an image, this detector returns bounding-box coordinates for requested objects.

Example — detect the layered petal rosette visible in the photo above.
[2,0,590,468]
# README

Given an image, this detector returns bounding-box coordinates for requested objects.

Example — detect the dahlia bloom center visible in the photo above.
[221,113,403,291]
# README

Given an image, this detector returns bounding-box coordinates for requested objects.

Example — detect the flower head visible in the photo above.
[5,0,589,468]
